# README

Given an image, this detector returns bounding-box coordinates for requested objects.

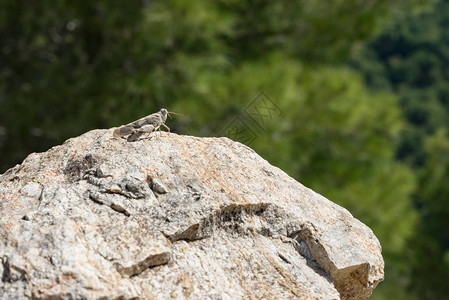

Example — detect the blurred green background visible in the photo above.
[1,0,448,298]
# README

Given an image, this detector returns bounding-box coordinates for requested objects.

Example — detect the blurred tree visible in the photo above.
[351,0,449,298]
[0,0,434,170]
[351,0,449,166]
[0,0,148,169]
[410,129,449,299]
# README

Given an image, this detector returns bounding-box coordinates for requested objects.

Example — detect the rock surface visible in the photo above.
[0,130,384,299]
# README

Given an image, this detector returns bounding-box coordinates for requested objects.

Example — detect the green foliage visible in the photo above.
[352,0,449,298]
[220,0,435,63]
[0,0,147,168]
[410,129,449,298]
[352,0,449,165]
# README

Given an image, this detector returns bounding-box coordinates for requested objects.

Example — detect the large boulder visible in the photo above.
[0,130,384,299]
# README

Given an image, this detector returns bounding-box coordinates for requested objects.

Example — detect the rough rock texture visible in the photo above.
[0,130,384,299]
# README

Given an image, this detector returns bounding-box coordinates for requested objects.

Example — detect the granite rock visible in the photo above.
[0,130,384,299]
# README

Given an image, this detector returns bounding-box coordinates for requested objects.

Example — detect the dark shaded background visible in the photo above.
[1,1,448,298]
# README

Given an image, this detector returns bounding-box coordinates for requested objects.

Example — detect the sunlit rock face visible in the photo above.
[0,130,384,299]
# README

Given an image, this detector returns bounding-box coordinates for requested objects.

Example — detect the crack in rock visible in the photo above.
[88,191,130,217]
[109,233,172,278]
[113,251,171,277]
[164,203,271,242]
[164,202,379,299]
